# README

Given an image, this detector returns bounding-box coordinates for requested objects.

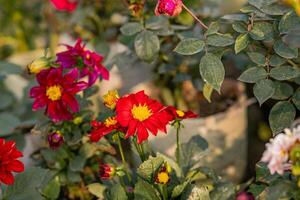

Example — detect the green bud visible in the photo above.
[27,57,50,74]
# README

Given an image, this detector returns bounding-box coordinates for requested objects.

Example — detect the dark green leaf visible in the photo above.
[171,181,189,198]
[0,113,21,136]
[269,55,286,66]
[134,179,161,200]
[199,53,225,92]
[120,22,143,36]
[279,11,300,34]
[137,156,164,182]
[272,82,294,100]
[42,178,61,200]
[110,184,128,200]
[206,33,234,47]
[87,183,106,198]
[270,65,299,80]
[232,22,247,33]
[174,38,205,55]
[274,39,298,59]
[238,67,267,83]
[247,52,266,65]
[0,61,22,77]
[145,16,169,30]
[69,155,86,172]
[292,90,300,110]
[235,33,249,54]
[134,30,160,61]
[269,101,296,134]
[253,79,275,105]
[206,22,220,35]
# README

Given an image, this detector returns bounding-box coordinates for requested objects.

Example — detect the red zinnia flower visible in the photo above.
[99,163,115,180]
[116,91,173,144]
[166,106,198,120]
[56,38,109,86]
[155,0,183,17]
[50,0,78,12]
[30,67,88,122]
[89,116,124,142]
[0,138,24,185]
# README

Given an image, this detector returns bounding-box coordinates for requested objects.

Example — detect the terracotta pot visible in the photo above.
[148,80,248,183]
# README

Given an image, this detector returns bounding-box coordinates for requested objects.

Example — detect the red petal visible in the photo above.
[0,172,14,185]
[64,68,79,83]
[7,160,24,172]
[62,93,79,112]
[136,124,149,144]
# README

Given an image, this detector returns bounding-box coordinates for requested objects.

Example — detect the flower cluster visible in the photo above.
[261,127,300,175]
[0,138,24,185]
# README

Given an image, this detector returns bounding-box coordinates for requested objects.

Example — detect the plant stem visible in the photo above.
[182,4,208,30]
[133,137,146,162]
[116,133,132,183]
[175,121,181,165]
[158,184,168,200]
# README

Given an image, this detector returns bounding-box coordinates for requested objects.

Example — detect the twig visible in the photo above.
[182,4,208,30]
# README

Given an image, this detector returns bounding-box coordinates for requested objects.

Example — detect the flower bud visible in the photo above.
[27,57,50,74]
[48,131,64,149]
[102,90,119,109]
[236,192,255,200]
[155,0,183,17]
[99,163,116,180]
[73,116,83,125]
[155,165,171,185]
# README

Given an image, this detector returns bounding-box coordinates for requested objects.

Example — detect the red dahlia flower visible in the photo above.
[50,0,78,12]
[90,116,124,142]
[0,138,24,185]
[99,163,115,180]
[166,106,198,120]
[56,38,109,86]
[30,67,88,122]
[155,0,183,17]
[116,91,173,144]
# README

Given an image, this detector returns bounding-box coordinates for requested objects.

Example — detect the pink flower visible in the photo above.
[56,39,109,86]
[236,192,255,200]
[155,0,183,17]
[30,67,88,122]
[48,131,64,149]
[261,129,296,175]
[50,0,78,12]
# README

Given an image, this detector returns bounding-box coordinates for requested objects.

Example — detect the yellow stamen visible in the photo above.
[46,85,62,101]
[176,110,185,117]
[131,104,152,121]
[102,90,119,109]
[157,172,170,184]
[104,117,118,127]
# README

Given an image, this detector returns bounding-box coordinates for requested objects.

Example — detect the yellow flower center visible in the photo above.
[157,172,170,184]
[176,110,185,117]
[46,85,62,101]
[104,117,118,127]
[103,90,119,109]
[131,104,152,121]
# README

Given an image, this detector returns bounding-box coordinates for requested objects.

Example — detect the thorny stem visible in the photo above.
[116,133,132,183]
[182,4,208,30]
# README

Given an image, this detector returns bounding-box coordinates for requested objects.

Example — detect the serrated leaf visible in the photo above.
[120,22,143,36]
[270,65,299,80]
[253,79,275,105]
[174,38,205,55]
[134,179,161,200]
[292,90,300,110]
[199,53,225,92]
[134,30,160,61]
[206,22,219,35]
[206,33,234,47]
[247,52,266,65]
[269,101,296,134]
[238,67,267,83]
[235,33,249,54]
[272,82,294,100]
[87,183,106,198]
[203,83,213,102]
[137,156,164,182]
[274,39,298,59]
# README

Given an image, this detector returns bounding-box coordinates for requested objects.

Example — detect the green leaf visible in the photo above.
[272,82,294,100]
[180,185,210,200]
[250,24,265,40]
[269,101,296,134]
[209,182,236,200]
[269,55,286,66]
[137,156,164,182]
[279,11,300,34]
[110,184,128,200]
[134,30,160,61]
[69,155,86,172]
[235,33,249,54]
[206,22,220,35]
[199,53,225,93]
[270,65,299,80]
[247,52,266,65]
[238,67,267,83]
[0,61,22,77]
[265,180,294,200]
[255,162,280,184]
[145,16,169,30]
[0,91,14,110]
[42,178,61,200]
[156,152,182,178]
[0,113,21,136]
[120,22,143,36]
[87,183,106,198]
[206,33,234,47]
[232,22,247,33]
[134,179,161,200]
[248,184,266,198]
[292,90,300,110]
[274,39,298,59]
[4,167,50,200]
[203,83,213,103]
[174,38,205,55]
[171,181,189,198]
[260,4,288,16]
[253,79,275,105]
